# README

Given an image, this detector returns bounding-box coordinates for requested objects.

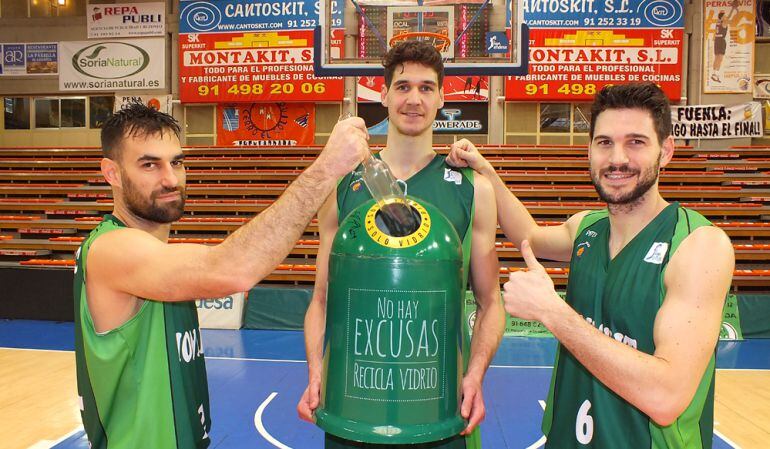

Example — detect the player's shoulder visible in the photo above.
[677,225,732,256]
[88,227,158,260]
[668,225,734,276]
[564,210,603,240]
[471,171,493,199]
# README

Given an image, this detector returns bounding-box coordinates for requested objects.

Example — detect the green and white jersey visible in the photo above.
[335,154,480,449]
[74,215,211,449]
[543,203,718,449]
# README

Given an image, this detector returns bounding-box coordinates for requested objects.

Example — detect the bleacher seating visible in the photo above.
[0,144,768,292]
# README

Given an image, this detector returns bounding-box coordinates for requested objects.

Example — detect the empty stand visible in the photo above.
[0,144,768,292]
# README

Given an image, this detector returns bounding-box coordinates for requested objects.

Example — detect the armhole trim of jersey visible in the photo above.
[575,210,609,241]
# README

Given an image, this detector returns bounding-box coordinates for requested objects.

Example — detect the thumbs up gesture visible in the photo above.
[503,240,561,322]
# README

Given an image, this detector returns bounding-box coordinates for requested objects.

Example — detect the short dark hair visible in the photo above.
[589,82,672,144]
[101,102,181,160]
[382,40,444,88]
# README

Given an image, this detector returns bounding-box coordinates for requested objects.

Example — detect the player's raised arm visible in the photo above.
[447,138,584,261]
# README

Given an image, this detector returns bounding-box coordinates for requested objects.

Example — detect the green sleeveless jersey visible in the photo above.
[74,215,211,449]
[335,154,480,449]
[543,203,717,449]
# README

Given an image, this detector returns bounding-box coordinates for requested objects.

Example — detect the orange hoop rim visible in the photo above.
[389,32,451,52]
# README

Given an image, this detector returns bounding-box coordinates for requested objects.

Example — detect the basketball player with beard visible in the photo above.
[73,103,368,448]
[447,83,734,448]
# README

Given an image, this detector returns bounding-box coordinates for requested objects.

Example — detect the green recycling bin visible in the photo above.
[315,197,466,444]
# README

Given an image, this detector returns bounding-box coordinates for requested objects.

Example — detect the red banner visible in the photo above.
[506,28,683,101]
[357,76,489,102]
[216,103,315,146]
[180,30,344,103]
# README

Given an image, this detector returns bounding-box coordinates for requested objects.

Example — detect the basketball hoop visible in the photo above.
[389,31,452,53]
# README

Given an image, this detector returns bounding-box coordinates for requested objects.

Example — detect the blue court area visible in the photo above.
[2,320,764,449]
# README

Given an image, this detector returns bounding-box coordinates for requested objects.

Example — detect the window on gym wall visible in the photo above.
[504,103,591,145]
[29,0,85,17]
[89,96,114,129]
[1,0,85,18]
[35,98,59,128]
[184,105,215,146]
[573,104,591,133]
[0,0,27,18]
[34,97,86,129]
[3,97,31,129]
[540,104,571,134]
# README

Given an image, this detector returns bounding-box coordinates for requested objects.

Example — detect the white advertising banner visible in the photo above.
[672,102,764,139]
[703,0,756,93]
[196,292,246,330]
[59,38,165,91]
[87,2,165,39]
[114,94,172,114]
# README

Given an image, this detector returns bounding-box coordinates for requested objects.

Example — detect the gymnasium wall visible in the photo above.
[0,1,768,147]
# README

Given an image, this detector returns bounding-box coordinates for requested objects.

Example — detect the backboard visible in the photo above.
[314,0,529,77]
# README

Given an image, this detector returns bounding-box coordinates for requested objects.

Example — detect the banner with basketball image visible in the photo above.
[357,76,489,102]
[703,0,756,94]
[216,103,315,146]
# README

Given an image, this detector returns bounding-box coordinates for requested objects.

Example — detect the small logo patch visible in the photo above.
[643,242,669,264]
[444,168,462,185]
[576,242,590,257]
[720,322,739,340]
[350,177,363,192]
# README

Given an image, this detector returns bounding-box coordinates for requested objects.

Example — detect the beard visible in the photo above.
[590,159,659,208]
[120,171,185,224]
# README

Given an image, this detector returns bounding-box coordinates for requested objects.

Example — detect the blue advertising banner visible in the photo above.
[180,0,342,34]
[518,0,684,28]
[1,42,57,76]
[2,44,26,75]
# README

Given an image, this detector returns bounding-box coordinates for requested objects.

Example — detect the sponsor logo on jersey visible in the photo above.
[350,177,363,192]
[585,316,637,348]
[585,229,598,238]
[643,242,669,264]
[576,241,590,257]
[443,168,462,185]
[176,328,204,363]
